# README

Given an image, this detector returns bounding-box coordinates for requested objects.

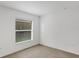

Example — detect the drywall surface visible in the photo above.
[0,6,40,57]
[41,7,79,55]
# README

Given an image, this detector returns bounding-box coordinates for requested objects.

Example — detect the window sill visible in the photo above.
[16,39,32,45]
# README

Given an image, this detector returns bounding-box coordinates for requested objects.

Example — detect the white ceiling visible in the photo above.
[0,1,79,16]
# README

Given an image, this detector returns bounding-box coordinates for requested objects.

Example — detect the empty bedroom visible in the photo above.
[0,0,79,58]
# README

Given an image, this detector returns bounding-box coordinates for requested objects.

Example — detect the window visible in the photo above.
[16,19,32,43]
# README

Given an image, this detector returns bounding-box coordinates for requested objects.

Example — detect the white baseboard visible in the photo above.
[40,43,79,56]
[2,43,40,58]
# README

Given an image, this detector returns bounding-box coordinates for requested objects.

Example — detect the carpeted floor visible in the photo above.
[3,44,79,58]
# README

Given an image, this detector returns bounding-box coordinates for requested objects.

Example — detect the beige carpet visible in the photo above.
[3,44,79,58]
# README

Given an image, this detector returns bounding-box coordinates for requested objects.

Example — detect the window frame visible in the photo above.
[15,19,33,44]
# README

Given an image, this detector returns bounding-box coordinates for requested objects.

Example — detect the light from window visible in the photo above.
[16,19,32,43]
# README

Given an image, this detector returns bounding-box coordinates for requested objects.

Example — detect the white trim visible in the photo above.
[16,19,32,23]
[40,43,79,55]
[16,40,32,45]
[16,30,31,32]
[31,21,33,40]
[15,19,33,44]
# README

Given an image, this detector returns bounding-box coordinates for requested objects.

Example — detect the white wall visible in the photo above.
[41,7,79,55]
[0,6,40,57]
